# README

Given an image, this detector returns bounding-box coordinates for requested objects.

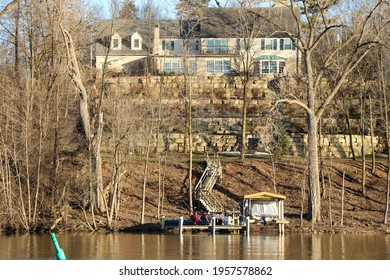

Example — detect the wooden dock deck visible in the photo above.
[163,216,250,236]
[181,225,246,231]
[162,216,288,235]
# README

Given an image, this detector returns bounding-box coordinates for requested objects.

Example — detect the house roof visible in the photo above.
[95,19,180,56]
[255,55,286,60]
[243,192,286,200]
[95,6,299,56]
[195,6,299,38]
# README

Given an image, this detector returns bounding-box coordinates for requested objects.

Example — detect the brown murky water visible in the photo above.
[1,232,389,260]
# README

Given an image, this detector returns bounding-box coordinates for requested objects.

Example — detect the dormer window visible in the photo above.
[131,32,142,50]
[133,39,140,48]
[113,39,119,48]
[111,33,122,50]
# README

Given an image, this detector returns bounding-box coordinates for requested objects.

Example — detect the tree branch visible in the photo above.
[274,98,312,116]
[0,0,18,18]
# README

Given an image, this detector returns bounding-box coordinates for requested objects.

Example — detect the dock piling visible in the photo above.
[245,217,250,236]
[160,215,165,231]
[179,216,184,235]
[211,217,216,236]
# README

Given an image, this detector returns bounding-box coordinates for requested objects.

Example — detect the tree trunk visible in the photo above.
[360,87,366,196]
[308,115,321,223]
[319,117,326,198]
[188,76,193,212]
[381,52,389,224]
[92,111,105,213]
[271,154,277,193]
[328,167,333,227]
[141,117,153,224]
[369,92,376,173]
[60,24,107,214]
[346,111,356,160]
[306,50,321,223]
[240,78,249,159]
[341,171,345,226]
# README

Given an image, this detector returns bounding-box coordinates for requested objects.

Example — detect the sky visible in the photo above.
[93,0,179,19]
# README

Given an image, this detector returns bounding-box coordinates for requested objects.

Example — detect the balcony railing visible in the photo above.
[201,47,237,55]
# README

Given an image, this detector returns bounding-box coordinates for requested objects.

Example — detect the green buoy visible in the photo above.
[50,233,67,260]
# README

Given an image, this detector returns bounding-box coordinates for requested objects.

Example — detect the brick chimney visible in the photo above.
[153,24,160,55]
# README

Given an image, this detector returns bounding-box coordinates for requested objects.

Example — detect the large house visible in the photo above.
[95,6,299,77]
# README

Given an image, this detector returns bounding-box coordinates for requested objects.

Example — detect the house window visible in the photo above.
[206,60,231,74]
[189,40,199,52]
[113,39,119,48]
[162,40,175,51]
[164,60,182,73]
[111,34,122,50]
[189,60,197,74]
[270,61,277,73]
[163,60,197,74]
[261,38,278,50]
[255,58,286,75]
[253,61,260,75]
[278,61,285,73]
[206,39,228,54]
[133,39,140,49]
[261,61,269,74]
[280,38,295,50]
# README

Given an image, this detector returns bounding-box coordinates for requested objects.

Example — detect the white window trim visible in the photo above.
[206,59,231,74]
[254,59,286,75]
[111,34,122,50]
[163,59,197,74]
[206,39,229,54]
[131,32,142,50]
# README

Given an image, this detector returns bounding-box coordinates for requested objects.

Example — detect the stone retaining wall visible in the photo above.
[106,75,377,158]
[159,132,383,158]
[108,75,272,100]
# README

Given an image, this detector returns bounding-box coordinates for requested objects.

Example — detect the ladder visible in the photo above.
[194,154,224,213]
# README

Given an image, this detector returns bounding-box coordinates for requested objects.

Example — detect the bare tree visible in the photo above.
[230,3,267,159]
[176,0,209,213]
[360,79,366,196]
[259,0,390,223]
[380,49,390,224]
[137,0,161,19]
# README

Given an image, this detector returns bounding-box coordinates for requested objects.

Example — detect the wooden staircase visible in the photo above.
[194,154,224,213]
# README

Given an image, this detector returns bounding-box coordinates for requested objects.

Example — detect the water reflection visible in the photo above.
[0,232,389,260]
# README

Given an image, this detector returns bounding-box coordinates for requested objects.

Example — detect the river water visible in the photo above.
[1,232,389,260]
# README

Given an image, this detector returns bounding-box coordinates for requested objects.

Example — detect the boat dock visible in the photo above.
[162,216,251,236]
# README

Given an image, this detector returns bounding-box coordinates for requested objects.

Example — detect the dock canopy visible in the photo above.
[243,192,286,201]
[242,192,286,221]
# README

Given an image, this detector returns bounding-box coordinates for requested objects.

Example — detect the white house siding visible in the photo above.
[153,36,297,76]
[158,38,185,56]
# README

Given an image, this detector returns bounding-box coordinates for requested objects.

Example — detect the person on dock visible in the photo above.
[205,212,211,225]
[193,211,200,225]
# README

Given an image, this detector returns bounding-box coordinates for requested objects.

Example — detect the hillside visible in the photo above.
[59,155,390,234]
